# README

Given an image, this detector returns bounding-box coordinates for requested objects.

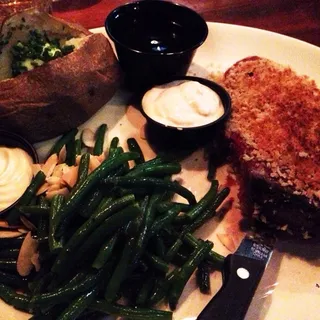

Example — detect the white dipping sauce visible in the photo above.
[142,80,224,128]
[0,147,33,211]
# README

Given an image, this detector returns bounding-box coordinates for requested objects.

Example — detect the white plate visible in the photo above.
[1,22,320,320]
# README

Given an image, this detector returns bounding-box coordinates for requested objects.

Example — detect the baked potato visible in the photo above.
[0,9,121,142]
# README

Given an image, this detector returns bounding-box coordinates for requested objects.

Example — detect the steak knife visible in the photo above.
[197,236,273,320]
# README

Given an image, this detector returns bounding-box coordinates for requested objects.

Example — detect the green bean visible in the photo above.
[144,252,170,273]
[0,283,31,311]
[0,259,16,272]
[103,176,196,205]
[0,248,19,259]
[126,163,182,178]
[125,213,143,237]
[92,233,119,269]
[37,215,48,244]
[167,189,229,257]
[135,272,156,306]
[20,171,47,206]
[154,236,166,258]
[31,271,99,306]
[67,271,88,287]
[75,152,90,187]
[156,201,190,214]
[126,157,168,177]
[78,189,103,219]
[165,239,183,262]
[29,305,66,320]
[38,196,49,208]
[75,138,82,155]
[164,228,224,269]
[171,252,189,266]
[108,136,119,157]
[129,192,164,270]
[96,195,115,211]
[70,204,140,271]
[0,270,26,288]
[207,186,230,212]
[6,171,46,225]
[136,273,155,306]
[29,272,54,295]
[182,180,219,222]
[196,261,211,294]
[52,195,135,274]
[48,128,78,157]
[0,236,24,249]
[206,140,227,181]
[149,205,182,238]
[48,194,64,253]
[90,300,173,320]
[127,138,145,165]
[207,157,217,181]
[149,269,179,306]
[125,194,149,242]
[65,135,77,166]
[93,124,107,156]
[104,237,135,301]
[184,187,230,235]
[168,240,213,310]
[183,233,224,269]
[57,287,98,320]
[18,205,49,216]
[55,151,139,237]
[45,270,87,294]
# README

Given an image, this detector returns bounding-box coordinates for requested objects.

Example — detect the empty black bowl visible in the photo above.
[140,76,232,151]
[0,130,38,214]
[105,0,208,91]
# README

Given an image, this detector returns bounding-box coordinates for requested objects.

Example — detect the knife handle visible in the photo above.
[197,254,266,320]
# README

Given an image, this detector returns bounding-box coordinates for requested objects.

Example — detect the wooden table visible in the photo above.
[52,0,320,47]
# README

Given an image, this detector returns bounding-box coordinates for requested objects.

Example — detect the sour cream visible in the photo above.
[142,80,224,128]
[0,147,33,211]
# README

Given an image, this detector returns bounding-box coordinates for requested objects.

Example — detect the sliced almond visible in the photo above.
[75,155,82,166]
[32,164,42,176]
[82,128,95,148]
[89,155,101,172]
[217,233,237,252]
[52,164,67,178]
[46,176,61,185]
[96,153,106,163]
[17,231,38,277]
[0,230,23,238]
[0,220,9,228]
[140,124,147,140]
[47,183,62,192]
[62,165,79,188]
[20,216,37,232]
[18,228,29,234]
[0,220,21,229]
[45,187,69,200]
[62,164,72,175]
[58,145,66,164]
[31,252,41,272]
[42,154,59,177]
[36,182,50,196]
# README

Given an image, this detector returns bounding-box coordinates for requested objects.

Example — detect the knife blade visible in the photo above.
[197,236,273,320]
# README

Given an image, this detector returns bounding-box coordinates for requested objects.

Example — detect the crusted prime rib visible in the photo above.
[222,56,320,238]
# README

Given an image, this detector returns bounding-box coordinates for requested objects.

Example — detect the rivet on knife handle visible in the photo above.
[197,251,268,320]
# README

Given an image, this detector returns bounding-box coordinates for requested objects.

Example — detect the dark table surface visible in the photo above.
[52,0,320,47]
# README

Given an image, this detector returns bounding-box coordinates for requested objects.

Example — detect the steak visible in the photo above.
[222,56,320,238]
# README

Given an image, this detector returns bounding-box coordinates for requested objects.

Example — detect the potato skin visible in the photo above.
[0,32,121,142]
